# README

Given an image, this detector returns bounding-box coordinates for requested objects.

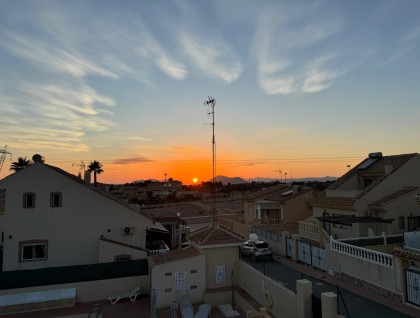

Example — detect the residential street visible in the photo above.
[242,256,417,318]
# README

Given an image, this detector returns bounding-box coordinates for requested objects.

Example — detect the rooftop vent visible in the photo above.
[32,154,45,163]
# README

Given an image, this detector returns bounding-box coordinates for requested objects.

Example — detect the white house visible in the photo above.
[312,152,420,239]
[0,156,167,271]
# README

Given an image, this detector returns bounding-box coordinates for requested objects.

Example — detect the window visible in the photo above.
[23,193,36,208]
[50,192,62,207]
[19,241,47,261]
[399,216,405,229]
[0,189,5,213]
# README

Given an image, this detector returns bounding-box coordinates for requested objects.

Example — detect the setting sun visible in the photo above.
[193,178,198,183]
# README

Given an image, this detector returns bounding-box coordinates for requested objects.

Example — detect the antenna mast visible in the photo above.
[203,96,216,224]
[0,145,12,174]
[72,161,86,178]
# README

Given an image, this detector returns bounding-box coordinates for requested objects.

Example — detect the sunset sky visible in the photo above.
[1,0,420,185]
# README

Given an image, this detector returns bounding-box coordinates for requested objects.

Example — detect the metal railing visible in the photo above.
[338,234,403,247]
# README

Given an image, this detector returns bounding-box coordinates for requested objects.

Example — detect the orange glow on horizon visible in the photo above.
[0,154,362,185]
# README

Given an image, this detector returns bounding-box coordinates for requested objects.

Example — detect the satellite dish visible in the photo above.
[249,233,258,242]
[32,154,45,163]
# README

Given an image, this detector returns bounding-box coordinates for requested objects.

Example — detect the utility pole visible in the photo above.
[203,96,216,224]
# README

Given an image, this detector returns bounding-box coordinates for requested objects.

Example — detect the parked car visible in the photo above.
[240,240,272,261]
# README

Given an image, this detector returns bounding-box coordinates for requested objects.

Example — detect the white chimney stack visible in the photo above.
[84,171,91,184]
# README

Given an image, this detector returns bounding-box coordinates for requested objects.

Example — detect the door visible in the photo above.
[406,269,420,306]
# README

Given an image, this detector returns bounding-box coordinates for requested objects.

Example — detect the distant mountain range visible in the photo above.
[214,175,337,184]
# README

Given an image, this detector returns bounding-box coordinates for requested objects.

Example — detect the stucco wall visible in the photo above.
[326,244,402,297]
[98,240,148,263]
[284,192,313,222]
[0,163,159,271]
[150,254,206,308]
[201,246,239,290]
[236,260,310,318]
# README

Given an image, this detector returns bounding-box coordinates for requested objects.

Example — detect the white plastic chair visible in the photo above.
[107,286,141,304]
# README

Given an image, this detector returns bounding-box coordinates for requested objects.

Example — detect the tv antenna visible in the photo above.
[72,161,86,177]
[203,96,217,224]
[275,169,283,182]
[0,145,12,174]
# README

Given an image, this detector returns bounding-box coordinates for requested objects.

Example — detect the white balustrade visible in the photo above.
[298,221,320,241]
[330,238,393,268]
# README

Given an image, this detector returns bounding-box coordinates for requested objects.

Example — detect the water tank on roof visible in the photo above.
[368,152,382,158]
[32,154,45,163]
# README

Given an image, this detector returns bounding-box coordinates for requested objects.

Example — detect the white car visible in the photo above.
[240,240,273,261]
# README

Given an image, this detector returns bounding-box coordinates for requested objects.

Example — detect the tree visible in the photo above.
[9,156,32,172]
[87,160,104,186]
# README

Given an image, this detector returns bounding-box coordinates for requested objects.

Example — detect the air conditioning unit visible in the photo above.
[122,226,135,235]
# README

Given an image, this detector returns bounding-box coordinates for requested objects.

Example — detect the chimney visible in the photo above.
[84,171,91,184]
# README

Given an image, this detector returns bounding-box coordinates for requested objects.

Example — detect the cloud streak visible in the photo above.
[112,157,153,165]
[179,32,244,84]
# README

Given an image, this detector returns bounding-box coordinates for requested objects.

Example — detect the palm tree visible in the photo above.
[9,157,32,172]
[87,160,104,186]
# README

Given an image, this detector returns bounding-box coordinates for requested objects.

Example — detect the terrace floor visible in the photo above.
[1,294,249,318]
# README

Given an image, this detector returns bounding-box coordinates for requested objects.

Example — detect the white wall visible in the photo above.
[150,254,206,308]
[0,163,161,271]
[236,261,312,318]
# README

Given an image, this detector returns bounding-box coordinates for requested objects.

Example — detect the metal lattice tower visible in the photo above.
[203,96,216,224]
[0,145,12,174]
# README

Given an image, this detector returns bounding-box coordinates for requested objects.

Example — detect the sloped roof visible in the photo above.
[265,187,316,203]
[369,187,419,212]
[148,246,202,267]
[2,162,167,232]
[312,153,417,209]
[187,225,244,246]
[244,184,289,201]
[328,153,416,191]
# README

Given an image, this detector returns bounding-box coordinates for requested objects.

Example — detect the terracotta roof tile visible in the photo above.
[245,184,289,200]
[369,187,418,211]
[394,247,420,261]
[148,246,201,266]
[187,225,244,246]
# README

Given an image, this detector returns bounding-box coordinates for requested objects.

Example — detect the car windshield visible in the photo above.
[255,242,269,248]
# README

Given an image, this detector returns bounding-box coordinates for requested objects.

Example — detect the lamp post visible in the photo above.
[177,212,182,250]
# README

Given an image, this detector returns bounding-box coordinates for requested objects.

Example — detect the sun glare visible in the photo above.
[193,178,198,183]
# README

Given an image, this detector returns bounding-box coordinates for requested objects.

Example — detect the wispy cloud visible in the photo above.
[127,136,152,142]
[254,4,346,95]
[179,32,243,84]
[1,32,119,79]
[0,79,116,153]
[112,157,153,165]
[380,27,420,67]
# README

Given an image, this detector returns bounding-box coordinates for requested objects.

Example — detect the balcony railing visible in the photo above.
[330,237,393,268]
[298,221,320,241]
[148,241,170,256]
